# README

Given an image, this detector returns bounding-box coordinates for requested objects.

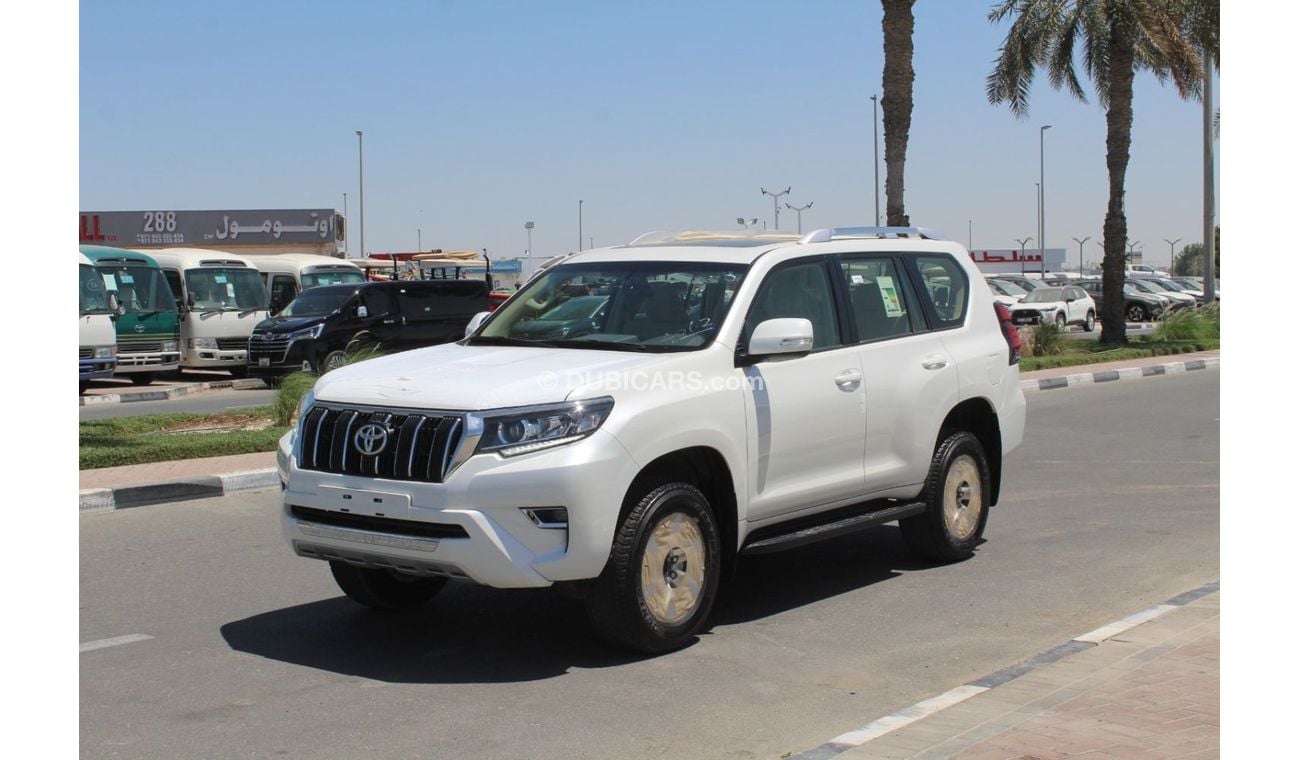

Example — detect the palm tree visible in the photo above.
[881,0,916,227]
[986,0,1217,345]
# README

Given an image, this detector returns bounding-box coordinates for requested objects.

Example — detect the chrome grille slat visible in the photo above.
[216,337,249,351]
[298,406,462,484]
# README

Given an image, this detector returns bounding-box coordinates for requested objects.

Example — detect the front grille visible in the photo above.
[291,505,469,539]
[118,341,163,353]
[79,347,93,359]
[299,406,463,483]
[248,338,292,364]
[216,337,249,351]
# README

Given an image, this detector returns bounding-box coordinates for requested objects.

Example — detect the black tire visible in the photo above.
[320,350,347,374]
[329,561,447,611]
[1083,311,1095,332]
[228,366,248,379]
[129,372,155,386]
[1126,303,1148,322]
[262,376,284,389]
[899,431,991,563]
[585,482,721,654]
[1054,312,1066,329]
[79,380,88,395]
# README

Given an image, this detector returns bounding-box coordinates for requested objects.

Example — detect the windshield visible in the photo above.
[99,265,176,314]
[302,270,365,289]
[185,267,268,311]
[988,279,1027,296]
[80,264,112,314]
[473,261,748,351]
[1128,280,1164,295]
[1022,288,1066,303]
[278,289,354,317]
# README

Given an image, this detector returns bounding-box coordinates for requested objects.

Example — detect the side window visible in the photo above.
[910,255,969,328]
[359,288,395,317]
[269,275,297,312]
[839,256,918,342]
[743,260,841,350]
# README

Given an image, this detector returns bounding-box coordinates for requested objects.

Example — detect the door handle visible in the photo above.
[382,318,397,325]
[834,369,863,389]
[921,356,949,370]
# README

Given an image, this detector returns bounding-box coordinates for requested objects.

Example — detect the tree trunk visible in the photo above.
[881,0,915,228]
[1100,20,1136,346]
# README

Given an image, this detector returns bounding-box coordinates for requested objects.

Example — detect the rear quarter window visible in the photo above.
[909,254,969,328]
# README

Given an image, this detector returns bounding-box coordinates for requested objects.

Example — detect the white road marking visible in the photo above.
[828,684,989,746]
[1074,604,1177,643]
[80,633,153,653]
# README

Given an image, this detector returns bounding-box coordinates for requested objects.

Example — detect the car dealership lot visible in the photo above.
[80,369,1218,759]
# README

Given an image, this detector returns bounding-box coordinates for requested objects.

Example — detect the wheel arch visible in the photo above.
[623,446,740,579]
[936,397,1003,506]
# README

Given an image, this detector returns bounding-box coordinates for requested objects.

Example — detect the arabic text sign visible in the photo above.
[79,210,343,247]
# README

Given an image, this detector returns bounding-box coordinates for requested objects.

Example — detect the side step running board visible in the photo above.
[741,501,927,555]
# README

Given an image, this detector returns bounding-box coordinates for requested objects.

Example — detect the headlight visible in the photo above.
[162,341,178,352]
[190,338,217,349]
[94,345,116,358]
[472,397,615,457]
[288,324,325,341]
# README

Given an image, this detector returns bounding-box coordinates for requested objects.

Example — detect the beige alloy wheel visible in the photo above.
[943,454,983,543]
[639,512,707,626]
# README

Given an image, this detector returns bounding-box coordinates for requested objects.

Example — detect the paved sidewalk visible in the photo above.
[79,451,276,492]
[828,589,1219,759]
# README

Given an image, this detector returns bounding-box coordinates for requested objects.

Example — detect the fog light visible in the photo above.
[522,507,568,529]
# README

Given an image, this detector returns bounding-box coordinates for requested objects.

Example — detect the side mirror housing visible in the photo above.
[465,311,491,338]
[108,292,122,320]
[746,318,814,360]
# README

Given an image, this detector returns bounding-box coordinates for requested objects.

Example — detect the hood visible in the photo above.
[312,341,684,410]
[255,315,328,334]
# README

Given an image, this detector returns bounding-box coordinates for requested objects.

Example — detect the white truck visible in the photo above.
[277,227,1026,652]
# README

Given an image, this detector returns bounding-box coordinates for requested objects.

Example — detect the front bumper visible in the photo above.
[279,428,641,588]
[80,357,117,380]
[183,346,247,368]
[116,351,181,372]
[248,335,318,377]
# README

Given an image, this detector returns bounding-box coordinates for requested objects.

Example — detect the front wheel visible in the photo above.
[329,561,446,610]
[129,372,155,386]
[228,366,248,379]
[1126,303,1148,322]
[585,482,721,653]
[899,431,991,563]
[319,350,347,374]
[1055,312,1066,329]
[1083,310,1095,332]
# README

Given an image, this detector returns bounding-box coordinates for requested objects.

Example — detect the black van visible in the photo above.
[246,279,488,379]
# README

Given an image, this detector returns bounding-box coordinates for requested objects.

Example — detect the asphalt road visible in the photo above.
[80,369,1219,759]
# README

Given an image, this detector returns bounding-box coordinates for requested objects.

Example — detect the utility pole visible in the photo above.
[870,94,880,226]
[1040,124,1052,276]
[761,186,790,231]
[785,201,813,234]
[1202,47,1216,302]
[578,200,583,251]
[343,192,348,257]
[524,221,534,259]
[356,130,365,261]
[1163,238,1182,274]
[1015,237,1033,275]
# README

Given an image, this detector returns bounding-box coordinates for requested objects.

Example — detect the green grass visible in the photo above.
[80,405,288,470]
[1019,338,1219,372]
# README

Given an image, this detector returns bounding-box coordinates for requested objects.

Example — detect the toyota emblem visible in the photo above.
[353,423,389,456]
[135,323,145,333]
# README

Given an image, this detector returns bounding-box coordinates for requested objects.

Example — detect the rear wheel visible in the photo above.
[1126,303,1148,322]
[1083,311,1095,332]
[129,373,155,386]
[900,431,991,563]
[329,561,446,610]
[585,481,721,653]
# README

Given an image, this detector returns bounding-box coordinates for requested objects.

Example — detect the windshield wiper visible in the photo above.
[468,336,566,348]
[547,340,651,352]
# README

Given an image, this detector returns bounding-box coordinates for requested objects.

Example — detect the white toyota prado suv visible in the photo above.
[277,227,1027,653]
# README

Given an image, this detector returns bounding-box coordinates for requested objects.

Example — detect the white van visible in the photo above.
[78,252,118,392]
[248,253,365,315]
[150,248,269,376]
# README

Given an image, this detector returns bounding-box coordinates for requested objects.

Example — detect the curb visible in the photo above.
[79,468,279,513]
[790,580,1221,760]
[79,377,267,406]
[1020,355,1218,393]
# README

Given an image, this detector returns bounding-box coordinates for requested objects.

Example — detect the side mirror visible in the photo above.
[465,311,491,338]
[108,292,122,320]
[747,318,814,359]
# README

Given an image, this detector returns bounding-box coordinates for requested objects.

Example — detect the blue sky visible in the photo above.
[79,0,1218,268]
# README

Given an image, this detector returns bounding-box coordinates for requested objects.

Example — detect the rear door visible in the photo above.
[396,281,490,347]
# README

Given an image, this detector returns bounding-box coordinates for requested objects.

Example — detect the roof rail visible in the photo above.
[799,226,947,244]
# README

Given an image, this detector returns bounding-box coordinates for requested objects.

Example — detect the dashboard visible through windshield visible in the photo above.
[472,261,748,352]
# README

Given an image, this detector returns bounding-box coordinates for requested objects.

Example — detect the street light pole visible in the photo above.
[870,94,880,226]
[968,219,972,250]
[578,200,583,252]
[1163,238,1182,274]
[524,221,534,259]
[1040,124,1052,277]
[1072,237,1091,274]
[342,192,348,257]
[1015,236,1033,275]
[356,130,365,261]
[1034,182,1040,274]
[785,201,813,234]
[760,186,790,230]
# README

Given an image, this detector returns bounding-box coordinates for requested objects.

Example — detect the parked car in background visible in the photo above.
[1171,277,1221,302]
[984,278,1028,307]
[81,245,181,386]
[1010,285,1096,330]
[150,248,270,377]
[1126,264,1169,279]
[1077,280,1167,323]
[79,252,118,393]
[247,278,489,379]
[1128,278,1195,311]
[249,254,366,315]
[987,274,1050,294]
